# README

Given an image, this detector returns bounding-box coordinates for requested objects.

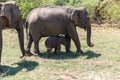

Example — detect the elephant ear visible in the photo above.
[10,2,21,24]
[71,10,79,25]
[0,1,21,25]
[0,3,12,24]
[0,3,2,14]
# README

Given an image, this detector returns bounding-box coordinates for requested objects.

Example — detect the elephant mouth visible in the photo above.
[1,16,9,27]
[1,16,20,29]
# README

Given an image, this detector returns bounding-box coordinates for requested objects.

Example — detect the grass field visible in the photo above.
[0,24,120,80]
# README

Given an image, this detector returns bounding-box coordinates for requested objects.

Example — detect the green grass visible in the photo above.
[0,25,120,80]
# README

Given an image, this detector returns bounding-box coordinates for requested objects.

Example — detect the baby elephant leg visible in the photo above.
[47,48,52,58]
[54,47,57,54]
[56,44,61,55]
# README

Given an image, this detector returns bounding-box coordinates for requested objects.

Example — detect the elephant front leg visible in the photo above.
[54,47,57,54]
[56,44,61,56]
[67,25,83,53]
[65,35,71,53]
[72,36,83,53]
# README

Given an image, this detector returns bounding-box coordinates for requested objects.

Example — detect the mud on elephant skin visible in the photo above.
[45,36,67,58]
[0,1,26,63]
[25,6,94,56]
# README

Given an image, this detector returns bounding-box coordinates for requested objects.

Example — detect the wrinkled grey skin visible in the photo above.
[25,6,94,56]
[0,1,25,63]
[45,36,67,58]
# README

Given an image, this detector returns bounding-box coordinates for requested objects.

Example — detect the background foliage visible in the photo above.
[1,0,120,23]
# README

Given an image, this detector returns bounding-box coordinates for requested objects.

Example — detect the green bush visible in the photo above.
[17,0,36,19]
[106,1,120,22]
[78,0,99,17]
[14,0,120,23]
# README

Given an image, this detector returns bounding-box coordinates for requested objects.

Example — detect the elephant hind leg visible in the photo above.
[33,36,42,56]
[25,31,33,56]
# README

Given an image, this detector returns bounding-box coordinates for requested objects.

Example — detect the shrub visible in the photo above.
[17,0,36,19]
[106,0,120,22]
[15,0,120,24]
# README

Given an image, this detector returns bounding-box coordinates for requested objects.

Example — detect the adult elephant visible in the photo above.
[0,1,26,63]
[25,6,94,56]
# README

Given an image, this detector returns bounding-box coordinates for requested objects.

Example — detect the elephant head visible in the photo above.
[71,7,94,47]
[0,1,21,27]
[0,1,25,63]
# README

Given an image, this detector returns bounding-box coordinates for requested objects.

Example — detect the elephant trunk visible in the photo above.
[86,18,94,47]
[17,20,25,58]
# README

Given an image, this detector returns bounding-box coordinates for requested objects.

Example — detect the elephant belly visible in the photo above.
[37,21,66,37]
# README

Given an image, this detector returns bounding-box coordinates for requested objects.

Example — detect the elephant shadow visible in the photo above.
[0,60,39,77]
[40,50,101,60]
[83,50,101,59]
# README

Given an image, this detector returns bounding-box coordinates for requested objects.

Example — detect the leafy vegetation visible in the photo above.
[1,0,120,23]
[18,0,36,19]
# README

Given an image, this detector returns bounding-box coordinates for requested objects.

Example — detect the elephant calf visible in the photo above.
[45,36,67,58]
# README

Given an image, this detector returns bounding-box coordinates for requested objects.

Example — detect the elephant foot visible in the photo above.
[57,52,61,56]
[20,55,24,58]
[66,50,72,53]
[34,51,42,57]
[55,52,61,57]
[54,52,61,55]
[26,53,33,56]
[76,50,84,54]
[37,53,42,57]
[25,50,33,57]
[54,52,57,55]
[47,53,51,58]
[0,68,3,75]
[88,43,94,47]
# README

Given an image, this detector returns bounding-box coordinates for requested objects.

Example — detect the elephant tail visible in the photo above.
[25,21,28,40]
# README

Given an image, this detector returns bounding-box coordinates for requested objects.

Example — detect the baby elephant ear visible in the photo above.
[71,10,79,25]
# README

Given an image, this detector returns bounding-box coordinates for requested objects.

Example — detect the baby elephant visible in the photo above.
[45,36,67,58]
